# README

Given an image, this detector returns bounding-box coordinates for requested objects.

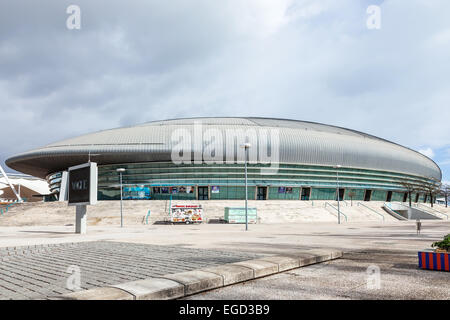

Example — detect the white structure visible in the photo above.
[0,168,49,202]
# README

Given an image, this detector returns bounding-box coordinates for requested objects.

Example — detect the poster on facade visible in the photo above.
[171,187,178,194]
[211,186,220,193]
[186,186,193,193]
[278,187,286,193]
[123,185,151,200]
[286,187,293,194]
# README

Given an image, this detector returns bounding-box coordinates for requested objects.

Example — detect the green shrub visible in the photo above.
[432,234,450,251]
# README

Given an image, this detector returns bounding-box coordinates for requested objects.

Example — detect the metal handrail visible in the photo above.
[145,210,151,225]
[357,202,385,221]
[383,202,408,220]
[0,201,20,216]
[394,202,444,220]
[334,200,349,206]
[413,203,448,220]
[325,202,348,222]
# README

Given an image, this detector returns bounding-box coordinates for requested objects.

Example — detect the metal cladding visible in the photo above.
[6,117,441,181]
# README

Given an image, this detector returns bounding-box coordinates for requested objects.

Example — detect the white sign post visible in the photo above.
[59,171,68,202]
[75,205,87,234]
[68,162,98,234]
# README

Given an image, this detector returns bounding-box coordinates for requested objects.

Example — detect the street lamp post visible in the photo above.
[116,168,126,228]
[334,165,342,224]
[240,143,251,231]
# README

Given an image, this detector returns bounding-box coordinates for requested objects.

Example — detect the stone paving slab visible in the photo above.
[161,270,224,296]
[0,241,262,300]
[201,264,255,286]
[232,259,279,278]
[113,278,185,300]
[258,256,300,271]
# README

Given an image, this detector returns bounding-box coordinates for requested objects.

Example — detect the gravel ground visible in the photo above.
[185,249,450,300]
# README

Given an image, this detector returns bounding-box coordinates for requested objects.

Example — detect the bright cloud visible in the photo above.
[419,148,435,159]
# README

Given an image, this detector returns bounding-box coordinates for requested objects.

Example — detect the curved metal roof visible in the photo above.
[6,117,442,180]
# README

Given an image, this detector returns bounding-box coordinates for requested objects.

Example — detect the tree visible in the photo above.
[400,181,418,208]
[440,184,450,208]
[347,190,356,206]
[419,179,442,208]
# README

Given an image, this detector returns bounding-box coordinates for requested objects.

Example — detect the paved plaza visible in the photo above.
[0,220,449,300]
[0,241,262,300]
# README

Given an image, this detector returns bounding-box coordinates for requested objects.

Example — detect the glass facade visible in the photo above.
[47,162,436,201]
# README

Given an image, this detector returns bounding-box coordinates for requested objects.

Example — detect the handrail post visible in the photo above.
[145,210,151,225]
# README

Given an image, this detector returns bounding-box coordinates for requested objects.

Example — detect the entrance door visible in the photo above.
[257,187,267,200]
[198,186,209,200]
[364,190,372,201]
[301,187,311,200]
[402,192,408,202]
[386,191,393,202]
[415,193,419,203]
[336,188,345,201]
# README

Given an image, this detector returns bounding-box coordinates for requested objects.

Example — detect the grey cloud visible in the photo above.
[0,0,449,181]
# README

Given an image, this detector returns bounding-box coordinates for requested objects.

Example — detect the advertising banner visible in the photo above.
[68,162,98,206]
[123,185,151,200]
[211,186,220,193]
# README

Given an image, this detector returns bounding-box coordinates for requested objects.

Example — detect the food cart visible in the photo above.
[169,204,203,224]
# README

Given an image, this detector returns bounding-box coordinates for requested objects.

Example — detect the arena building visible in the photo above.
[5,117,441,202]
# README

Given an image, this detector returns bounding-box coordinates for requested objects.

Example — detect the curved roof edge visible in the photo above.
[5,117,442,181]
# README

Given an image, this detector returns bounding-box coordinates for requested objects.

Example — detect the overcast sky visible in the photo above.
[0,0,449,182]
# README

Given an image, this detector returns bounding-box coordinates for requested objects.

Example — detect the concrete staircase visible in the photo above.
[413,203,449,219]
[0,200,411,227]
[353,201,397,221]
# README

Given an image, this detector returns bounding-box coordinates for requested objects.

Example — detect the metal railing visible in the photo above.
[143,210,151,225]
[324,202,348,222]
[413,203,448,220]
[0,201,21,216]
[394,202,444,220]
[357,202,384,221]
[382,202,408,220]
